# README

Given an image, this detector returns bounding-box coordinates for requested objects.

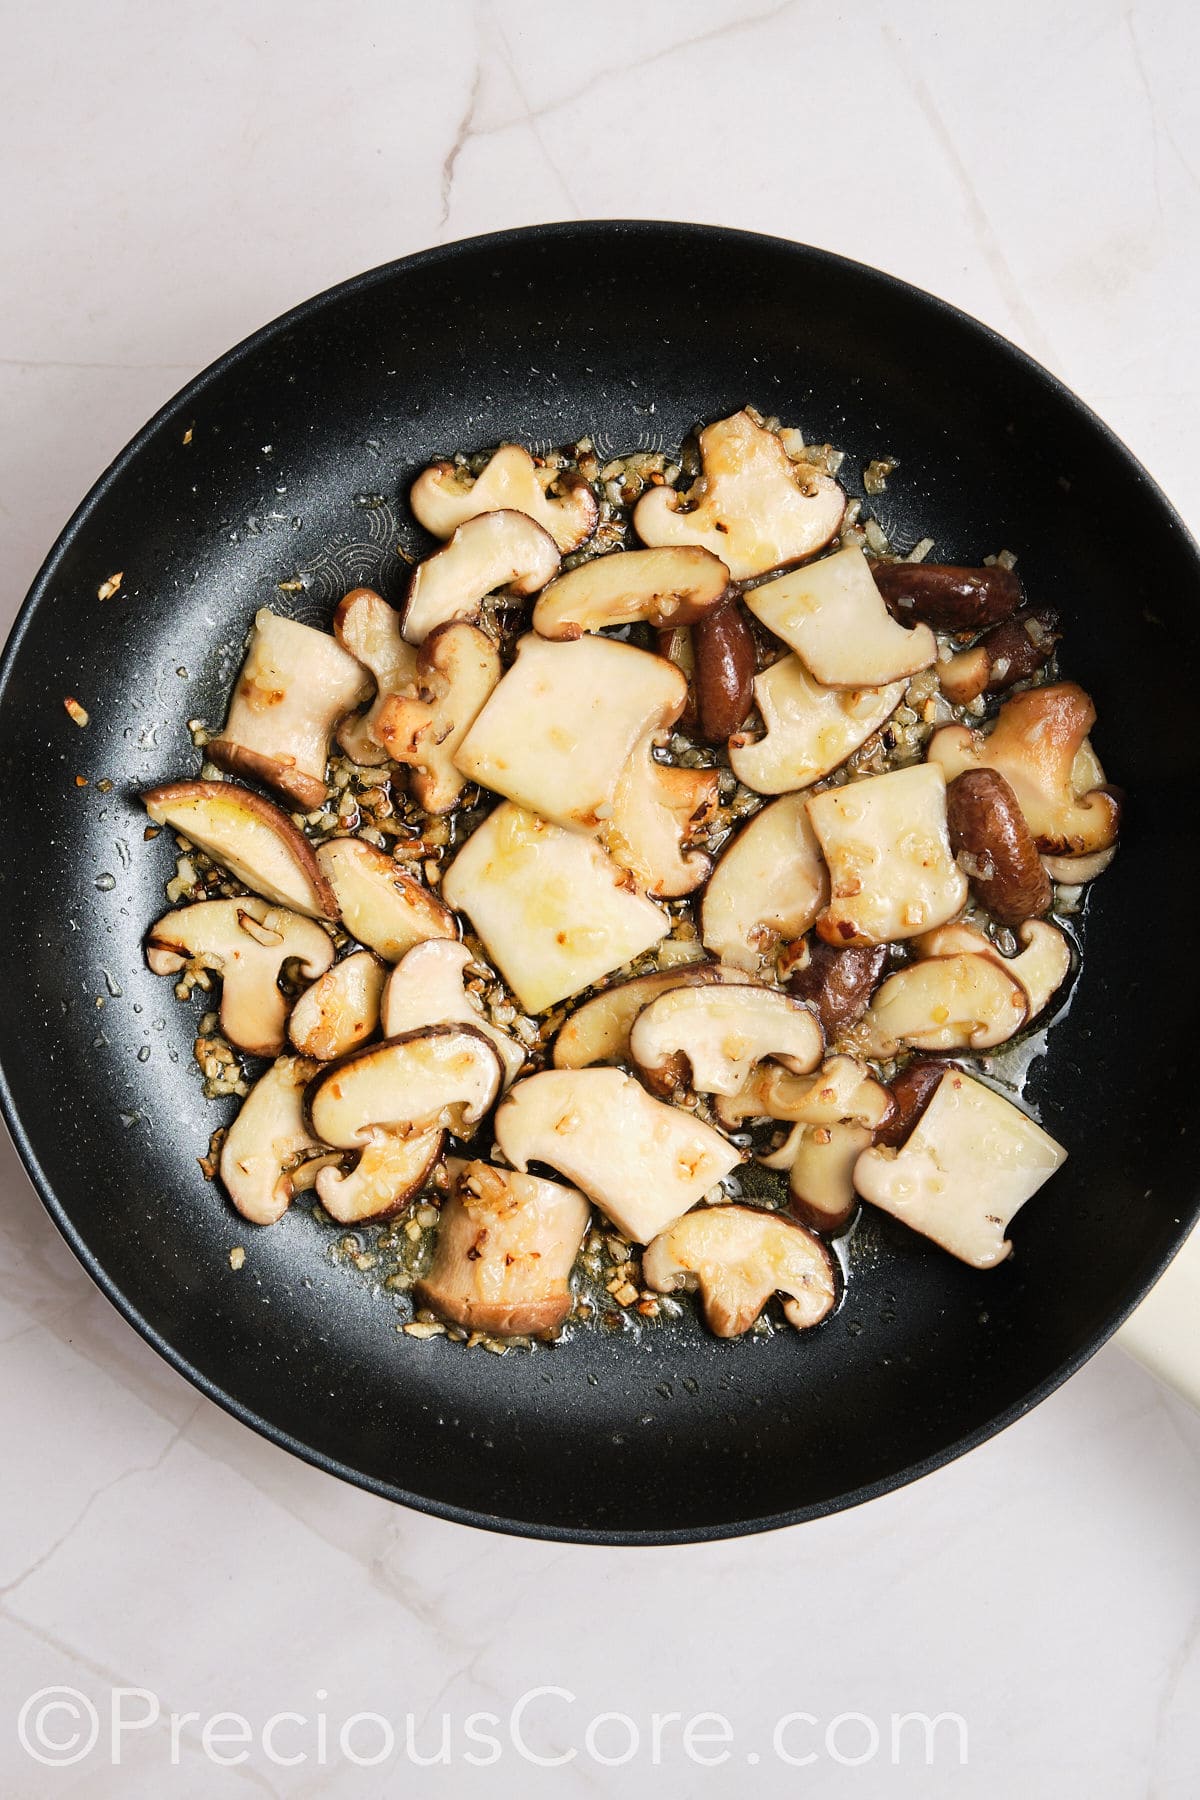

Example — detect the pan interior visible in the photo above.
[1,224,1195,1542]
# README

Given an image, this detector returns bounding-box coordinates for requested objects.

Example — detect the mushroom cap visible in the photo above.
[288,950,386,1061]
[416,1160,590,1337]
[721,1052,891,1132]
[927,682,1120,856]
[218,1055,326,1225]
[806,763,968,947]
[630,983,823,1098]
[453,632,687,830]
[410,445,598,552]
[641,1204,836,1336]
[729,654,905,795]
[848,951,1029,1058]
[314,836,456,962]
[532,545,731,639]
[381,939,526,1088]
[701,792,829,971]
[553,962,752,1069]
[307,1024,504,1148]
[147,896,335,1057]
[333,587,418,766]
[783,1119,874,1234]
[377,620,501,814]
[744,546,937,689]
[402,509,561,645]
[494,1067,741,1246]
[441,803,668,1014]
[632,410,844,580]
[143,780,339,920]
[208,609,371,809]
[315,1125,444,1225]
[854,1068,1067,1268]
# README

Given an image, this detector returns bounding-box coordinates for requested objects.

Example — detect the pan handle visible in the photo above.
[1115,1223,1200,1410]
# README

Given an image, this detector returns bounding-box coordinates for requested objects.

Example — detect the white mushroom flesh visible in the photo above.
[287,950,386,1061]
[729,653,905,795]
[701,792,829,971]
[218,1055,326,1225]
[806,763,968,946]
[308,1025,503,1147]
[402,509,561,644]
[315,837,456,961]
[531,545,730,638]
[381,940,526,1088]
[410,444,597,552]
[603,739,717,897]
[783,1119,874,1232]
[334,587,418,765]
[376,621,501,813]
[632,410,844,579]
[744,545,936,688]
[316,1126,444,1225]
[641,1204,836,1336]
[143,781,338,919]
[630,984,823,1097]
[848,952,1029,1058]
[854,1069,1067,1268]
[553,963,752,1069]
[440,803,668,1013]
[494,1068,740,1245]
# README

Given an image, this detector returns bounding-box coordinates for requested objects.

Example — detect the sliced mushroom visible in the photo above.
[553,963,751,1069]
[914,919,1072,1023]
[847,951,1029,1059]
[416,1160,590,1336]
[207,610,371,809]
[641,1205,836,1336]
[494,1068,740,1245]
[532,545,730,638]
[375,622,501,813]
[753,1056,892,1233]
[1041,845,1117,885]
[937,607,1060,705]
[143,780,338,919]
[945,768,1053,925]
[316,1128,445,1225]
[632,410,844,580]
[308,1023,501,1150]
[717,1050,889,1131]
[410,445,598,552]
[147,897,334,1056]
[806,763,968,946]
[729,653,905,794]
[875,1059,946,1147]
[604,740,717,898]
[454,633,686,830]
[315,837,456,961]
[287,950,386,1061]
[402,510,561,644]
[333,587,418,765]
[701,793,829,971]
[870,561,1024,633]
[785,940,887,1041]
[854,1068,1067,1268]
[381,940,525,1088]
[690,600,757,743]
[744,546,937,688]
[927,682,1120,856]
[630,984,823,1099]
[218,1055,327,1224]
[441,803,668,1013]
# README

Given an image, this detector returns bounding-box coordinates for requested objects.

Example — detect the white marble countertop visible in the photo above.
[2,2,1198,1793]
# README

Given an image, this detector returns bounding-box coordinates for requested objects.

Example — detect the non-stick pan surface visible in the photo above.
[2,223,1196,1544]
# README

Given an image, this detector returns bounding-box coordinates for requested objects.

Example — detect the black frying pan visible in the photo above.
[2,222,1196,1544]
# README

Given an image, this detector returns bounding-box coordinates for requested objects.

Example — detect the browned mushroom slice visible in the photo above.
[630,983,823,1099]
[381,940,526,1088]
[143,780,338,919]
[410,446,598,552]
[147,897,334,1057]
[315,837,456,962]
[375,622,501,813]
[848,951,1029,1058]
[532,546,731,638]
[641,1205,836,1336]
[785,941,887,1041]
[603,740,718,898]
[937,607,1060,704]
[854,1068,1066,1268]
[288,950,386,1061]
[701,793,829,971]
[218,1055,328,1225]
[870,561,1024,634]
[1041,845,1117,885]
[744,546,936,688]
[729,653,905,795]
[754,1056,891,1232]
[689,600,757,743]
[552,963,751,1069]
[806,764,968,946]
[402,510,561,644]
[333,587,419,765]
[633,410,844,580]
[927,682,1120,857]
[316,1128,445,1226]
[208,610,371,809]
[416,1160,591,1336]
[495,1068,740,1245]
[913,919,1072,1024]
[945,768,1053,926]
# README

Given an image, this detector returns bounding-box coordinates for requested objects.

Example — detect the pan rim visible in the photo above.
[2,219,1197,1545]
